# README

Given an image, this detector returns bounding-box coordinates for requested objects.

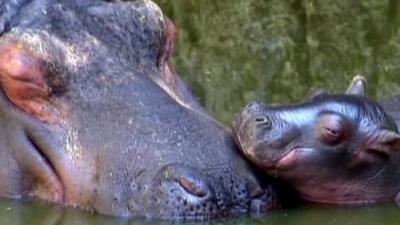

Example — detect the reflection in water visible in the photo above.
[1,199,400,225]
[257,205,400,225]
[155,0,400,125]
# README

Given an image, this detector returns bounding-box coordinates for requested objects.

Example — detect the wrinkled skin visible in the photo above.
[233,75,400,205]
[0,0,281,220]
[380,95,400,129]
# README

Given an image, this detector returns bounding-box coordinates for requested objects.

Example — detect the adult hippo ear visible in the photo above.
[346,74,367,96]
[154,16,208,114]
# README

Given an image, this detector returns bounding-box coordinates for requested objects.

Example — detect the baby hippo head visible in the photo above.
[233,80,400,204]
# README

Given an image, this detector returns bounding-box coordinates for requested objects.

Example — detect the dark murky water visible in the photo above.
[1,199,400,225]
[4,0,400,224]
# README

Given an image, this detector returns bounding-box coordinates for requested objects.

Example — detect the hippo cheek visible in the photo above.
[0,88,70,203]
[0,43,81,204]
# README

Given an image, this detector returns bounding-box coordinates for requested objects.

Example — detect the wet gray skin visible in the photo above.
[233,76,400,205]
[0,0,281,220]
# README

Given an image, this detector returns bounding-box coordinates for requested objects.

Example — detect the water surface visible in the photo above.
[1,199,400,225]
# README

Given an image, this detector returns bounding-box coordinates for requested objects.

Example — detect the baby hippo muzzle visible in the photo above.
[233,101,301,169]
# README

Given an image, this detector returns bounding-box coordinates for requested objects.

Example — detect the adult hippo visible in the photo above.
[0,0,281,220]
[233,75,400,205]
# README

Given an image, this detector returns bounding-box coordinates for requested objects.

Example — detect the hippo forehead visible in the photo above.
[0,0,166,77]
[0,0,245,175]
[0,0,177,110]
[270,95,395,132]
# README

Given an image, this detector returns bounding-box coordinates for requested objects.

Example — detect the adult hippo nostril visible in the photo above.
[145,164,220,220]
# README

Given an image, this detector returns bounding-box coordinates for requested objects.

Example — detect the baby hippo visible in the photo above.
[232,76,400,205]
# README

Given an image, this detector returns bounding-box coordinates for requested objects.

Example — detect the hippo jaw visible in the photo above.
[233,96,400,205]
[0,87,95,207]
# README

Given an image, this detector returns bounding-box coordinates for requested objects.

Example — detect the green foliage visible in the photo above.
[155,0,400,125]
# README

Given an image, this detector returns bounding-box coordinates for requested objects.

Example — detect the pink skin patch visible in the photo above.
[0,43,59,123]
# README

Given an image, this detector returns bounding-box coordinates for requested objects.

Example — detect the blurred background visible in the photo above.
[154,0,400,125]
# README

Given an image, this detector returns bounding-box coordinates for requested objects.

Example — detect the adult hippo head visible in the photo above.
[0,0,280,219]
[233,76,400,205]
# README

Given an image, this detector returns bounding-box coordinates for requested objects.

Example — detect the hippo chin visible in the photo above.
[0,0,280,220]
[233,75,400,205]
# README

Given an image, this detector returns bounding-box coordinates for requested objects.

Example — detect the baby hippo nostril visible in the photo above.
[176,176,209,198]
[255,116,269,125]
[246,101,258,109]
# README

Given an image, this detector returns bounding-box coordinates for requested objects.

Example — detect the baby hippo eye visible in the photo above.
[322,126,343,145]
[317,113,349,146]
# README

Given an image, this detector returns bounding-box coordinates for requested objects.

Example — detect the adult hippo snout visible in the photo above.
[151,164,219,218]
[149,163,279,219]
[0,0,281,220]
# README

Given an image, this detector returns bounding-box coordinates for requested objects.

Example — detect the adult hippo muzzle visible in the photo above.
[0,0,280,219]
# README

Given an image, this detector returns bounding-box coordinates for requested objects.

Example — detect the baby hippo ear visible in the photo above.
[346,75,367,96]
[366,129,400,156]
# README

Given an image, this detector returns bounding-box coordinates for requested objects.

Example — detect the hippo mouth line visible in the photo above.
[24,133,65,202]
[273,147,314,170]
